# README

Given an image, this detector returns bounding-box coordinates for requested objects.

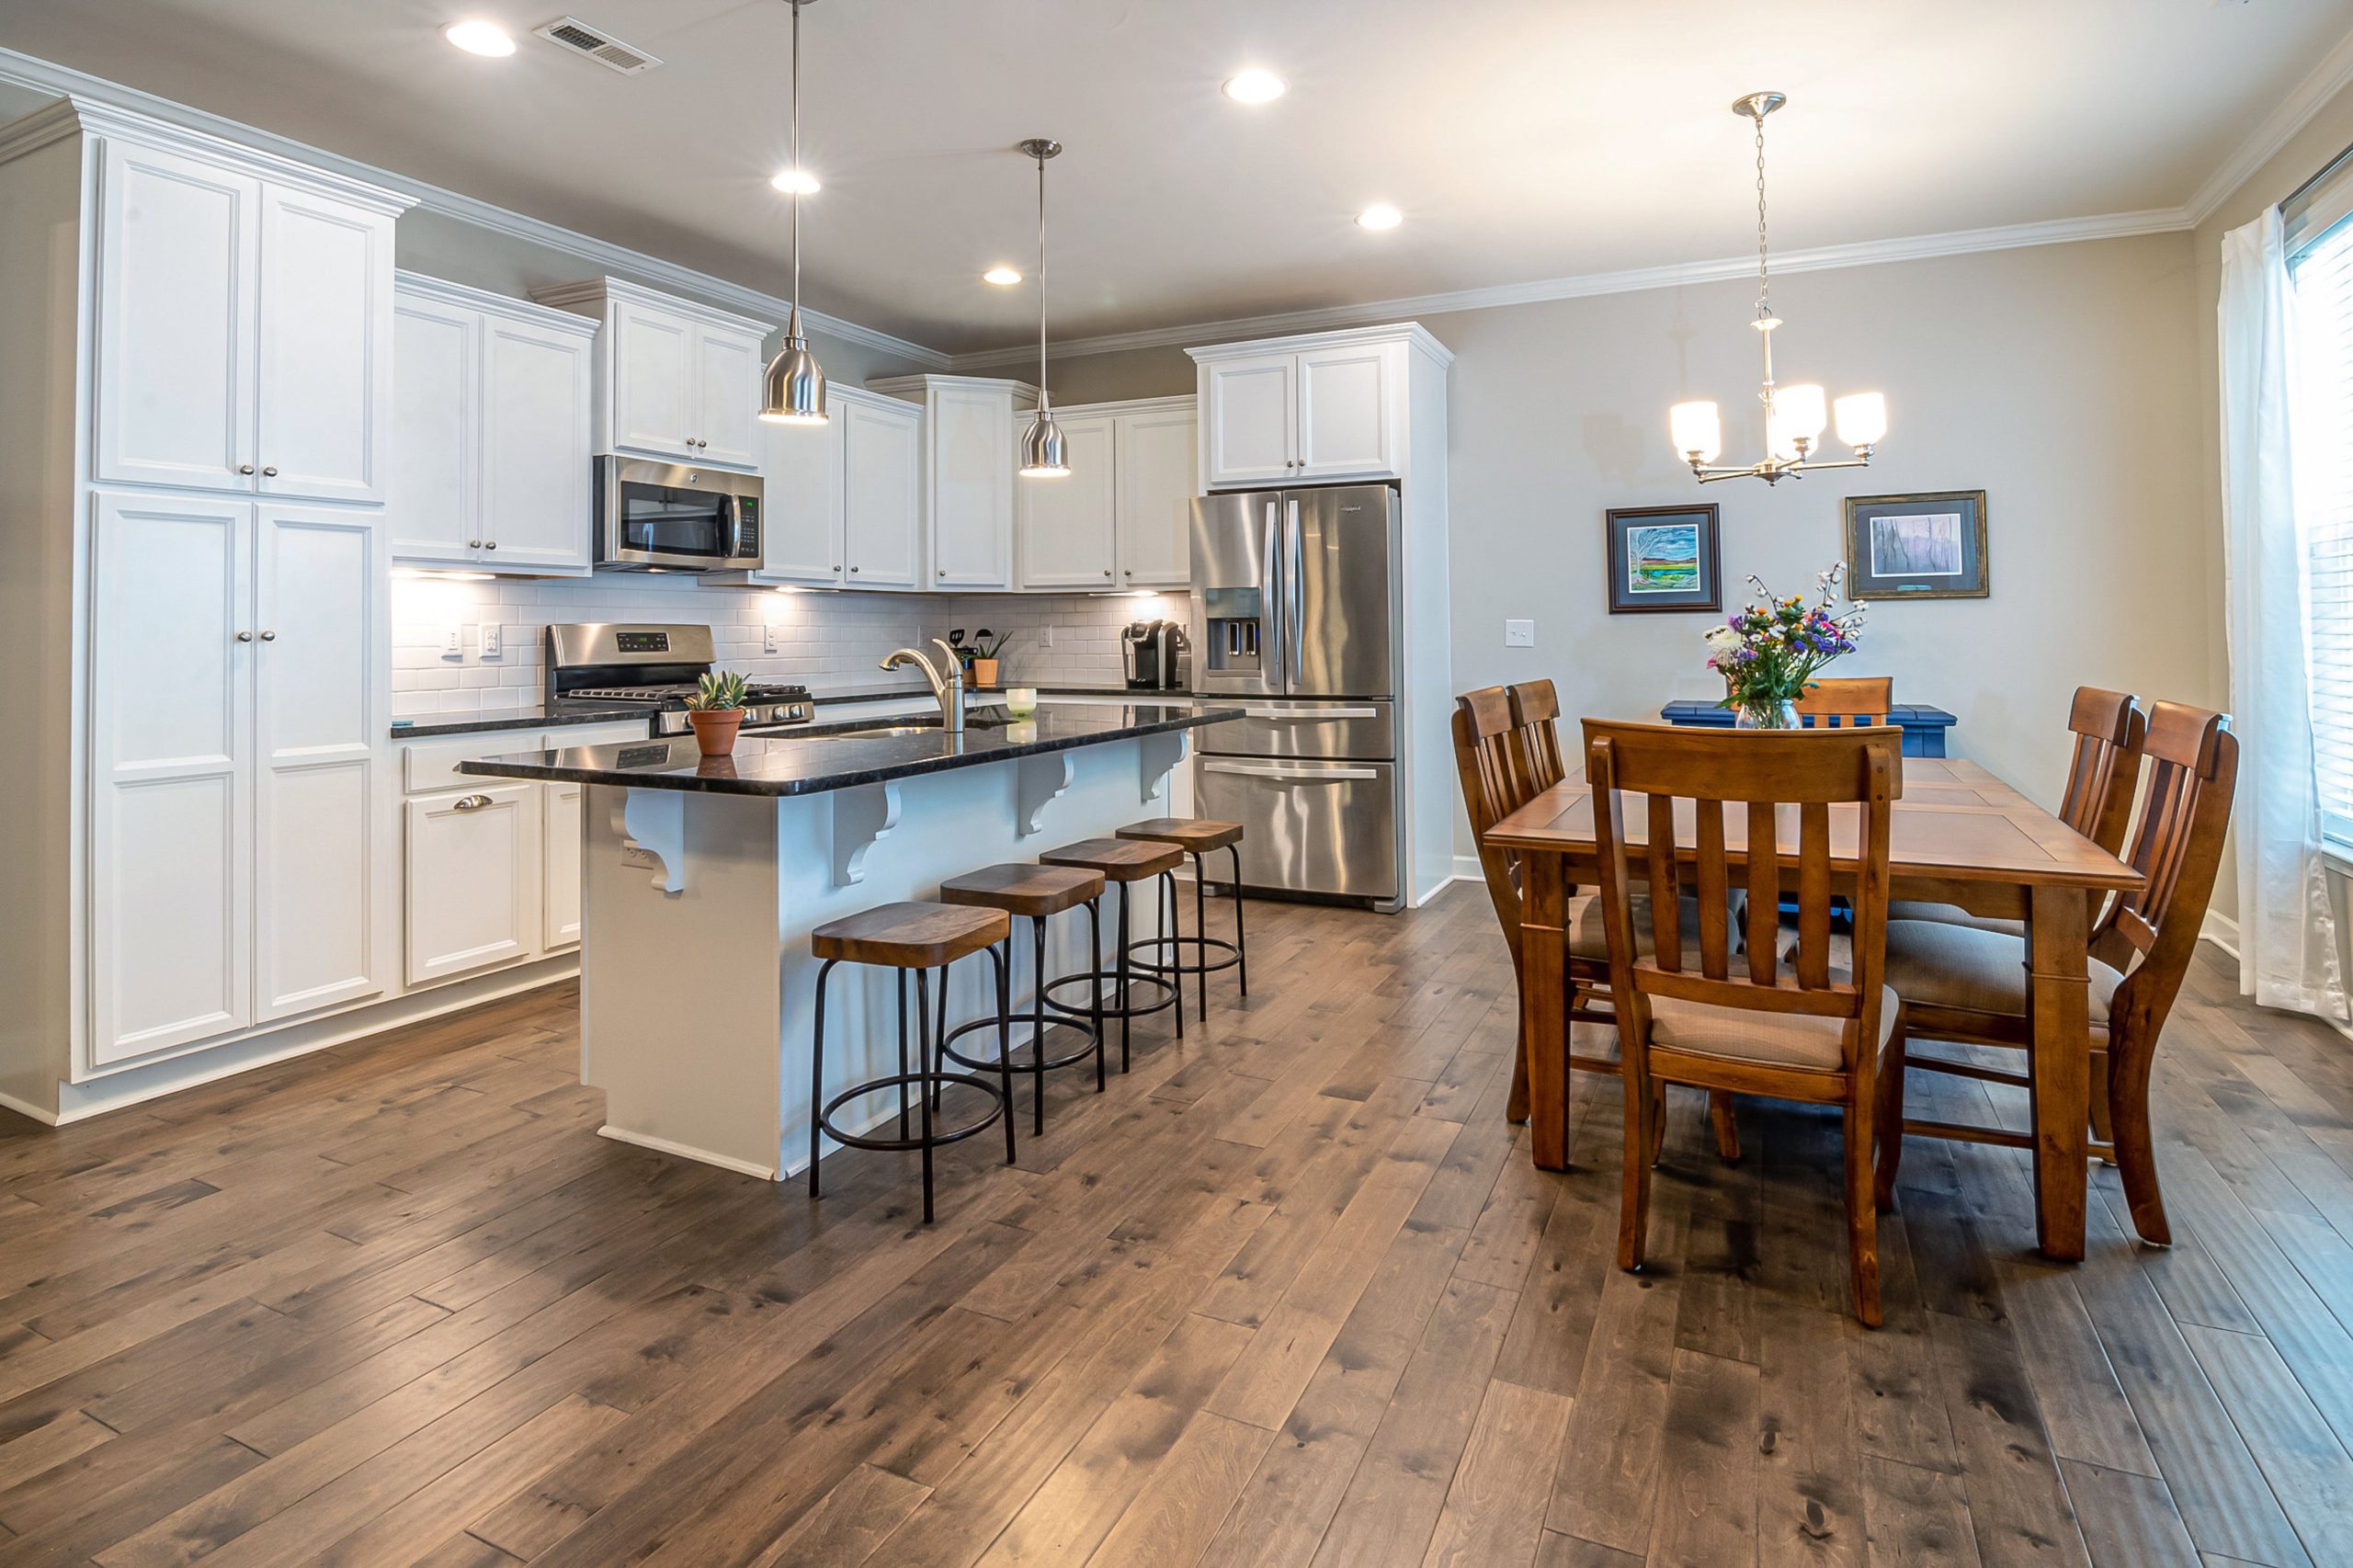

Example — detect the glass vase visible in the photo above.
[1734,698,1802,731]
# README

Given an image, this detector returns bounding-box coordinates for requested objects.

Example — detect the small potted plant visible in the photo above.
[1703,564,1868,729]
[684,669,750,756]
[967,628,1010,689]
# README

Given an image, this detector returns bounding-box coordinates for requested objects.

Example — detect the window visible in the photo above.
[2287,211,2353,846]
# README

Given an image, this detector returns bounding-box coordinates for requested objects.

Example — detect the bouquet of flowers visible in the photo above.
[1703,564,1868,729]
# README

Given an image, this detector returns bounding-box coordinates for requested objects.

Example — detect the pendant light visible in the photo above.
[1017,137,1069,478]
[759,0,826,425]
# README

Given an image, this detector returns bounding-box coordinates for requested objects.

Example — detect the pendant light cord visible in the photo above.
[1035,149,1049,394]
[790,0,803,324]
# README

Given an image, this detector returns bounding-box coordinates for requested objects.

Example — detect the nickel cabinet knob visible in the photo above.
[259,630,277,642]
[850,565,860,574]
[234,631,255,642]
[483,541,497,551]
[261,465,278,477]
[237,463,256,475]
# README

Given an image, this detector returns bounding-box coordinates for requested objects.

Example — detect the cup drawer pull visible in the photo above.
[451,793,494,812]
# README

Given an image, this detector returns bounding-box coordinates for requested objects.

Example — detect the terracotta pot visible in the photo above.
[971,658,999,689]
[688,708,745,756]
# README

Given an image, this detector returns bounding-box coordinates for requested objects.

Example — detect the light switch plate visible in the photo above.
[1504,619,1536,648]
[442,625,462,657]
[479,623,502,659]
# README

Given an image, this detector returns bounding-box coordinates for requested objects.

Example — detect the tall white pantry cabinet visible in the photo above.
[0,97,413,1120]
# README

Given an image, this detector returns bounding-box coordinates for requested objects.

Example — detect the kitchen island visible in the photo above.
[459,701,1236,1179]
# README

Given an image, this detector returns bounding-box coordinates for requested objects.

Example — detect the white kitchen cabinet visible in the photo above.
[868,374,1039,590]
[1189,324,1449,491]
[87,488,386,1066]
[1113,401,1197,589]
[1016,415,1116,588]
[841,390,923,588]
[93,133,395,504]
[533,277,774,471]
[406,784,540,984]
[542,782,585,950]
[756,407,844,587]
[392,273,596,574]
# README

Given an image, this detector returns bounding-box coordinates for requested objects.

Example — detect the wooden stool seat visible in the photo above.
[1040,837,1183,881]
[812,902,1008,969]
[940,863,1106,918]
[1118,817,1244,854]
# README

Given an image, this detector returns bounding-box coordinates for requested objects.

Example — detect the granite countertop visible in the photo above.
[455,701,1237,798]
[812,681,1188,705]
[391,701,650,741]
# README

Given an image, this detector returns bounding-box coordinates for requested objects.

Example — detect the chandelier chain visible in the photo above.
[1754,109,1769,322]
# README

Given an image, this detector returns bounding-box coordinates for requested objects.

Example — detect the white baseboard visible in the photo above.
[0,1086,60,1126]
[597,1124,779,1181]
[2201,910,2242,960]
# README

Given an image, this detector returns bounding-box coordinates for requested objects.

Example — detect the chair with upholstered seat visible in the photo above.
[1878,701,2237,1245]
[1585,719,1906,1326]
[1796,676,1894,729]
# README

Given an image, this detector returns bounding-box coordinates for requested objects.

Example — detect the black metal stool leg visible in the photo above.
[915,967,935,1223]
[895,969,909,1140]
[809,959,836,1198]
[1229,844,1248,995]
[1191,852,1210,1023]
[993,944,1017,1164]
[1115,881,1132,1072]
[1087,897,1106,1091]
[1164,869,1185,1040]
[1029,916,1048,1135]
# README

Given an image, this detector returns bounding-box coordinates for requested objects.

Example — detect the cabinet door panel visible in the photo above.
[256,186,393,502]
[758,413,845,585]
[1017,415,1115,588]
[1203,354,1295,487]
[94,140,259,493]
[843,397,921,588]
[542,782,584,950]
[389,293,479,565]
[694,324,763,470]
[1296,343,1395,480]
[929,385,1015,587]
[89,492,253,1063]
[406,786,540,984]
[1114,407,1197,588]
[255,505,381,1019]
[611,302,696,459]
[482,317,594,570]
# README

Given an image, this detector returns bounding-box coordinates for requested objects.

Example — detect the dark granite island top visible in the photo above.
[457,701,1237,799]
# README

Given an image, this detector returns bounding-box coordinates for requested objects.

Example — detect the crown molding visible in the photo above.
[393,269,598,335]
[950,207,2192,369]
[0,45,952,370]
[531,275,776,337]
[2185,25,2353,227]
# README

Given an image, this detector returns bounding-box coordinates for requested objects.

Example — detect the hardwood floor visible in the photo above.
[4,888,2352,1565]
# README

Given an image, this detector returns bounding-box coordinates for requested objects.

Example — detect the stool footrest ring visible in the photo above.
[1042,970,1178,1022]
[939,1013,1101,1074]
[1124,933,1243,980]
[818,1072,1006,1153]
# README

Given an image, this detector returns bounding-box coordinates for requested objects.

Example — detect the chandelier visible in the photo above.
[1669,93,1886,485]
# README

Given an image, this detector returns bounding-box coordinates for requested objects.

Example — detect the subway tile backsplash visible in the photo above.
[388,574,1182,719]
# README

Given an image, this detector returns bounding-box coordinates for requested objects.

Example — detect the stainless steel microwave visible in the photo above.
[595,458,762,572]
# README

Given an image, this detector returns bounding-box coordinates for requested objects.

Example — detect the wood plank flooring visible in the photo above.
[3,887,2352,1565]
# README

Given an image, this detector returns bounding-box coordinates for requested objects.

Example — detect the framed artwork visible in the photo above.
[1604,504,1722,614]
[1842,491,1989,600]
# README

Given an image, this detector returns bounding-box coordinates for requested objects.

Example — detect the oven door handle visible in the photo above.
[1200,760,1380,782]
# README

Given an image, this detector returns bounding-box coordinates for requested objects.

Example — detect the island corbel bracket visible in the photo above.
[618,788,686,893]
[832,781,903,887]
[1016,753,1074,836]
[1139,730,1188,803]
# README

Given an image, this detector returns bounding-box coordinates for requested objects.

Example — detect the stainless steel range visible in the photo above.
[545,623,813,735]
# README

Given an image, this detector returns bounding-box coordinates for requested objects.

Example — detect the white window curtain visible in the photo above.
[2219,207,2346,1023]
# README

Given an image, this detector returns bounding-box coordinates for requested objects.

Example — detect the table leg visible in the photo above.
[1522,854,1570,1171]
[2028,883,2091,1261]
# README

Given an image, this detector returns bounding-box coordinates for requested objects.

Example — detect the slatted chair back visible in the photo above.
[1452,687,1538,955]
[1797,676,1894,729]
[2096,703,2238,1029]
[1506,679,1568,792]
[1583,722,1903,1057]
[2059,687,2146,855]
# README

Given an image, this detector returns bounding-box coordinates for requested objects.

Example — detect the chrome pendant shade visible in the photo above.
[1017,136,1069,478]
[759,0,827,426]
[1668,92,1886,485]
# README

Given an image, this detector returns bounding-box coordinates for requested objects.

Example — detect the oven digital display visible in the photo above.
[614,632,670,653]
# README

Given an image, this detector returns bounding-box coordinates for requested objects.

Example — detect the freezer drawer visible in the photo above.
[1197,756,1397,902]
[1196,698,1394,760]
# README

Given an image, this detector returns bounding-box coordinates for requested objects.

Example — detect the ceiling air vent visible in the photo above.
[531,17,663,75]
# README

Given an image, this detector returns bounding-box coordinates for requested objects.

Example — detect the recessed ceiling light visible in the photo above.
[1357,204,1403,231]
[770,166,821,195]
[983,266,1023,286]
[1222,69,1287,105]
[442,19,516,57]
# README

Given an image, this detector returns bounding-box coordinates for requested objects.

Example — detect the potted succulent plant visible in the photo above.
[684,670,750,756]
[966,628,1010,689]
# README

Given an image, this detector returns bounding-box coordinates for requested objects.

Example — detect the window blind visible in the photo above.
[2289,215,2353,846]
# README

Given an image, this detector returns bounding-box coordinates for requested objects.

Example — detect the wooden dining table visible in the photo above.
[1486,755,2143,1261]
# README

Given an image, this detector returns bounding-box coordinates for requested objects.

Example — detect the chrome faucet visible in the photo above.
[879,638,966,733]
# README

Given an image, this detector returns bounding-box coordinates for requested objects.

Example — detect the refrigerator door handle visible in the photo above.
[1238,704,1380,721]
[1261,500,1283,686]
[1200,759,1381,782]
[1286,497,1305,689]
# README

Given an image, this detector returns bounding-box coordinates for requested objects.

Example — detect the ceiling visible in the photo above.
[1,0,2349,356]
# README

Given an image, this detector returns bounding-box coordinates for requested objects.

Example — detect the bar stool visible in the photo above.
[937,863,1108,1135]
[808,901,1013,1223]
[1038,837,1186,1070]
[1117,818,1247,1023]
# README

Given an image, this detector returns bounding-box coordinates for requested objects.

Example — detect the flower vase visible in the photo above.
[1734,698,1802,731]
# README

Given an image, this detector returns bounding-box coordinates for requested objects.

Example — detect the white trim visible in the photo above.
[2186,27,2353,225]
[2201,909,2242,960]
[1181,320,1454,369]
[0,46,950,369]
[0,96,413,215]
[394,268,597,335]
[0,1086,59,1128]
[532,274,774,339]
[597,1124,778,1181]
[951,208,2192,368]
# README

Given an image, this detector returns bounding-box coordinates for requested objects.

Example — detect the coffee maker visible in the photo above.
[1122,620,1188,691]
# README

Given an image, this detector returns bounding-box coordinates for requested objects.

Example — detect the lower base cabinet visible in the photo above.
[543,782,585,949]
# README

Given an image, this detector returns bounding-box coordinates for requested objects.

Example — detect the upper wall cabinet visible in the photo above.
[89,129,399,504]
[869,374,1040,591]
[532,277,773,472]
[743,384,922,590]
[1188,323,1452,492]
[1013,396,1198,591]
[392,273,597,574]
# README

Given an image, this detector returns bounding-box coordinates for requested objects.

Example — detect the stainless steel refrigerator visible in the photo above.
[1188,483,1404,910]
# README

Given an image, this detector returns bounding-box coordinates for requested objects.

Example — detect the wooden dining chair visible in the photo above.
[1795,676,1894,728]
[1586,719,1906,1325]
[1889,687,2146,935]
[1506,679,1568,792]
[1878,702,2237,1245]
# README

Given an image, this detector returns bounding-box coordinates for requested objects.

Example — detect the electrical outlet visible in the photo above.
[442,625,462,657]
[1504,619,1536,648]
[764,621,780,653]
[1040,624,1054,648]
[479,623,502,659]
